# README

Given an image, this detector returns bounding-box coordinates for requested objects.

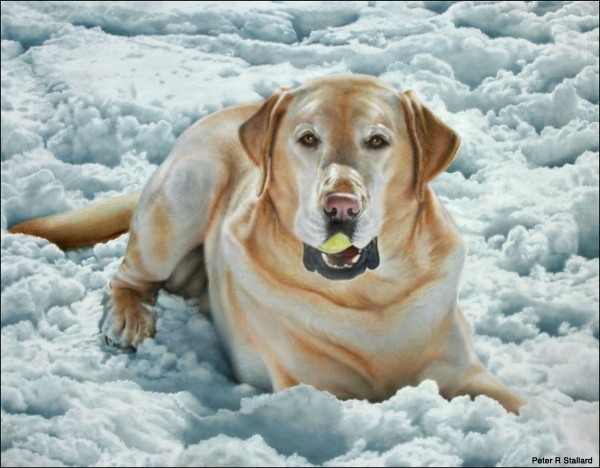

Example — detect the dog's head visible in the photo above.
[239,74,460,281]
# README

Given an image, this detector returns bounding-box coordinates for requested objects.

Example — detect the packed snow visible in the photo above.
[1,1,598,466]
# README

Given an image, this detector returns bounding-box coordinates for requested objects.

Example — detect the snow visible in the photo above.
[1,1,598,466]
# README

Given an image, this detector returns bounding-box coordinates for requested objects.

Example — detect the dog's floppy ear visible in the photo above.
[239,87,291,197]
[400,91,461,202]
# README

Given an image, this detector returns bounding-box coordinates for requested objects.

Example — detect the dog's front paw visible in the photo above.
[103,289,157,350]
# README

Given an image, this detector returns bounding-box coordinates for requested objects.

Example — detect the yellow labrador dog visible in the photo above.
[10,74,526,413]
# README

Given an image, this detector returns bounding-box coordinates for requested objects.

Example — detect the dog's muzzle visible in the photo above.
[302,238,380,280]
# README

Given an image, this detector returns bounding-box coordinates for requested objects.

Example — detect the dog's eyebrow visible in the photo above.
[365,124,392,138]
[292,123,318,136]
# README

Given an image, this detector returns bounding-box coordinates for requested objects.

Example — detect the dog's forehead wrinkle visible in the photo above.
[289,97,322,122]
[289,83,396,125]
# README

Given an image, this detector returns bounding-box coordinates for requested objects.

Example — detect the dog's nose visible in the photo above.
[323,193,362,221]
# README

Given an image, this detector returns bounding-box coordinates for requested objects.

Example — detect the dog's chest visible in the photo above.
[204,214,463,399]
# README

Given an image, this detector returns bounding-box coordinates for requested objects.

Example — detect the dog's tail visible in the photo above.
[8,191,141,249]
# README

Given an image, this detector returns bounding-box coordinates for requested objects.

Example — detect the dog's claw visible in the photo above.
[102,294,157,352]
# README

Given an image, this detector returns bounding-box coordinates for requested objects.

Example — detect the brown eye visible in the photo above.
[300,133,318,147]
[368,135,387,148]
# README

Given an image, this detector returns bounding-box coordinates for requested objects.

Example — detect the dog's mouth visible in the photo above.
[302,238,379,280]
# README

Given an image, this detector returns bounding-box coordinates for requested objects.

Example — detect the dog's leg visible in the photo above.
[105,155,228,348]
[427,360,527,415]
[454,369,527,415]
[449,308,527,415]
[421,306,527,414]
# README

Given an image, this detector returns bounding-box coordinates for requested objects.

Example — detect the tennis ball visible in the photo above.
[318,233,353,254]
